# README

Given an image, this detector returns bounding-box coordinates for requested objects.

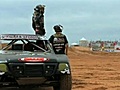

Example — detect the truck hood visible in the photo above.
[0,50,58,63]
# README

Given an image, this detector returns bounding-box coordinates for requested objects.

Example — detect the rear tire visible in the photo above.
[53,74,72,90]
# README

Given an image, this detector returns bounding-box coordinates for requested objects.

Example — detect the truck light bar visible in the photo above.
[0,34,39,40]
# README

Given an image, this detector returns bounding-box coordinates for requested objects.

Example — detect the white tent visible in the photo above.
[71,43,79,46]
[79,37,89,47]
[80,37,87,41]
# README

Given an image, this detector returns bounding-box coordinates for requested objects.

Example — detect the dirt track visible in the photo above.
[69,46,120,90]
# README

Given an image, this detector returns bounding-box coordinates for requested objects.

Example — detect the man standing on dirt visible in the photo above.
[49,25,69,55]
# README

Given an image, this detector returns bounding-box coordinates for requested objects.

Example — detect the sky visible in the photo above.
[0,0,120,44]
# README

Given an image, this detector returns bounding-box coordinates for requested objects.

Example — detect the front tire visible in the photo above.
[53,74,72,90]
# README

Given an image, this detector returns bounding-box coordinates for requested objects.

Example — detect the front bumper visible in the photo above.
[0,62,71,87]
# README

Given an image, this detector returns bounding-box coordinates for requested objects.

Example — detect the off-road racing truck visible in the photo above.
[0,34,72,90]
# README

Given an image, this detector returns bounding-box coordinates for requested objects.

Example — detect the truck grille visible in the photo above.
[25,63,43,76]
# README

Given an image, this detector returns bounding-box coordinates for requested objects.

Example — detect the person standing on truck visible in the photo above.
[49,25,69,55]
[32,5,45,36]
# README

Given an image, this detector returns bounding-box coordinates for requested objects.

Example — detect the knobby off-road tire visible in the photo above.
[53,74,72,90]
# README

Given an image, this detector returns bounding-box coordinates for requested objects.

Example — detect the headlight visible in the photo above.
[0,64,7,72]
[58,63,70,74]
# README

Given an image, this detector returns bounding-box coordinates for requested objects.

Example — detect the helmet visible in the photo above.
[34,5,45,14]
[34,6,40,12]
[53,25,63,32]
